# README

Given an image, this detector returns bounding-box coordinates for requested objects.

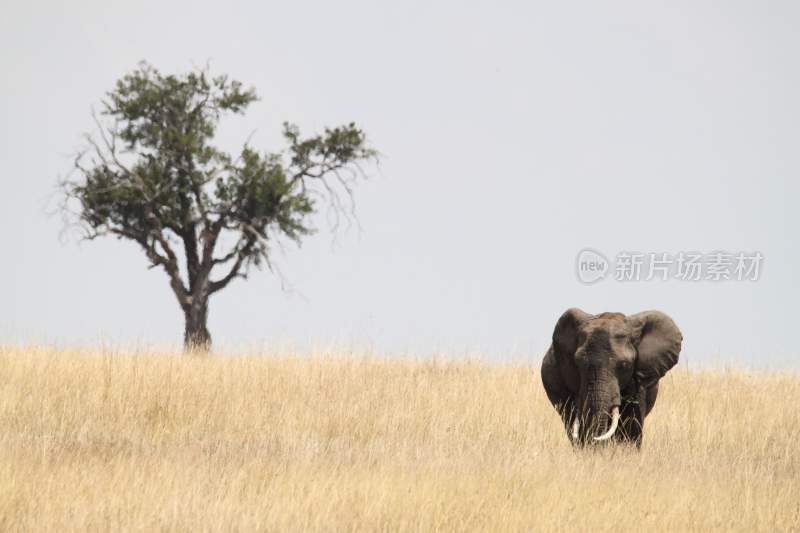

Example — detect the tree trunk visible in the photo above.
[184,298,211,352]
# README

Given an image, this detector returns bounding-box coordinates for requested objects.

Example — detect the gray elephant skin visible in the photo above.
[540,308,682,447]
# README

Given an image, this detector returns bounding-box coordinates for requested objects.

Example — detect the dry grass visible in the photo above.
[0,346,798,532]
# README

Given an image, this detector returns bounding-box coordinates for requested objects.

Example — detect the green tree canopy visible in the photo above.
[64,62,377,350]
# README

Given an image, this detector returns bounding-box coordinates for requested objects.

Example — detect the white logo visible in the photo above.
[574,249,763,284]
[576,248,609,284]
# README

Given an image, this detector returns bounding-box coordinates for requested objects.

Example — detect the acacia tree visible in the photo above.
[64,63,376,351]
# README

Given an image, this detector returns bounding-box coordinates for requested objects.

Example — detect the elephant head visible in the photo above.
[540,308,682,446]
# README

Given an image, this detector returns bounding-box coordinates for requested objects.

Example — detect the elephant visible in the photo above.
[540,308,682,447]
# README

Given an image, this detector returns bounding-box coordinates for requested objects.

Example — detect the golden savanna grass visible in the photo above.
[0,346,798,532]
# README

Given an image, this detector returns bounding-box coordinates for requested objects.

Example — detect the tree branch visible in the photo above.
[208,225,264,293]
[107,227,189,306]
[86,111,189,303]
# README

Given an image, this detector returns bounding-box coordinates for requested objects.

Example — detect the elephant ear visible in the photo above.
[552,307,593,360]
[542,307,593,408]
[629,310,682,388]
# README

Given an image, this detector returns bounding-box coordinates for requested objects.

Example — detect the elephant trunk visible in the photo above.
[580,371,621,441]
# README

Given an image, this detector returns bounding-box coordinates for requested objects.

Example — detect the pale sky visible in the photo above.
[2,1,798,366]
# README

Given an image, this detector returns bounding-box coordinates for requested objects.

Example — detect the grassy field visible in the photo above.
[0,346,797,532]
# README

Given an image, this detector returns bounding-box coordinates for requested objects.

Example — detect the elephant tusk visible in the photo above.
[571,419,580,440]
[594,406,620,442]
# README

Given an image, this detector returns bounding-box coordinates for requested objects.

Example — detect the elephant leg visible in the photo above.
[559,397,580,446]
[617,406,643,447]
[618,384,658,448]
[642,382,659,417]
